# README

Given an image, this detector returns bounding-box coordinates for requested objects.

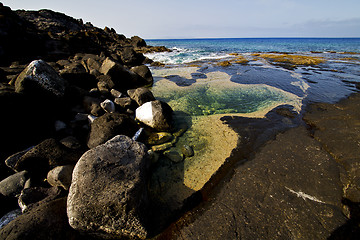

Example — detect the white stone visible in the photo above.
[100,99,115,113]
[135,101,154,127]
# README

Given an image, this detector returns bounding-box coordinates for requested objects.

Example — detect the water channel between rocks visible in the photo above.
[148,66,303,211]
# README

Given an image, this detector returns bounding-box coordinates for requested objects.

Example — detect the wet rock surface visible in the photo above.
[160,94,360,239]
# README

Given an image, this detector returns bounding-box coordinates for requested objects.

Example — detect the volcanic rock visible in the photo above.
[87,112,138,148]
[67,135,150,239]
[135,100,173,131]
[127,87,155,106]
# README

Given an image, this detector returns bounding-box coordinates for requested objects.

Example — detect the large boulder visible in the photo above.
[14,60,66,99]
[119,47,145,66]
[8,139,82,180]
[87,112,139,148]
[135,100,173,131]
[127,87,155,106]
[67,135,150,239]
[59,62,97,90]
[99,57,147,90]
[130,65,153,86]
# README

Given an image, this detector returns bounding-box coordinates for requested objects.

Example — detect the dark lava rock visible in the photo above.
[127,87,155,106]
[83,96,104,117]
[0,197,81,240]
[130,65,153,86]
[119,47,145,66]
[59,62,97,90]
[131,36,147,48]
[10,138,82,180]
[99,57,148,91]
[168,127,346,239]
[87,112,139,148]
[18,186,63,212]
[67,135,150,239]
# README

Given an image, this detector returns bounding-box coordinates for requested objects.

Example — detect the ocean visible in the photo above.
[143,38,360,210]
[145,38,360,106]
[146,38,360,64]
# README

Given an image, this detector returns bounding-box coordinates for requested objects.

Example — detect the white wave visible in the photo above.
[144,48,232,64]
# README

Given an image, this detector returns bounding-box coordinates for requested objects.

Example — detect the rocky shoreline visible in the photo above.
[1,3,359,240]
[0,3,183,239]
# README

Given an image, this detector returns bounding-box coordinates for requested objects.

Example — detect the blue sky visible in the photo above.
[2,0,360,39]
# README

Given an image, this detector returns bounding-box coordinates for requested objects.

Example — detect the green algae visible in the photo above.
[151,69,301,117]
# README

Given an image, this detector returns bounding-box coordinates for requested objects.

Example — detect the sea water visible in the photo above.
[146,38,360,106]
[146,38,360,64]
[145,38,360,201]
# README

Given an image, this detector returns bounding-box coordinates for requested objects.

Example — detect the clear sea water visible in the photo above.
[145,38,360,113]
[146,38,360,64]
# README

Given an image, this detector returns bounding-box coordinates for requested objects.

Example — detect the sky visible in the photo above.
[2,0,360,39]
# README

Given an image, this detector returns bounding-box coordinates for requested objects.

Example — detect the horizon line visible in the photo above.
[145,37,360,41]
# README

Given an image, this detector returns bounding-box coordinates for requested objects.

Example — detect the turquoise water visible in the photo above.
[146,38,360,64]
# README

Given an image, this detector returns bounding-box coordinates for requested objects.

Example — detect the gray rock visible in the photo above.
[0,171,28,197]
[67,135,150,239]
[114,96,133,109]
[86,56,102,72]
[15,60,66,98]
[99,57,147,90]
[18,187,62,212]
[0,198,79,240]
[135,100,173,131]
[127,87,155,106]
[5,147,34,170]
[110,88,122,98]
[100,99,115,113]
[87,112,139,148]
[59,136,81,150]
[10,139,82,178]
[164,150,184,163]
[119,47,145,66]
[83,96,104,116]
[130,65,153,86]
[181,145,194,157]
[47,165,74,190]
[96,75,115,92]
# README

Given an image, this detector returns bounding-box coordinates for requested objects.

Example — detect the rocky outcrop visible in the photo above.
[0,4,168,66]
[0,4,174,239]
[67,135,150,239]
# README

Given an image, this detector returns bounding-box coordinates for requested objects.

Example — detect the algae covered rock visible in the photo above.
[67,135,150,239]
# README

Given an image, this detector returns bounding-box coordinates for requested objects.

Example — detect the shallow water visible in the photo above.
[147,41,360,223]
